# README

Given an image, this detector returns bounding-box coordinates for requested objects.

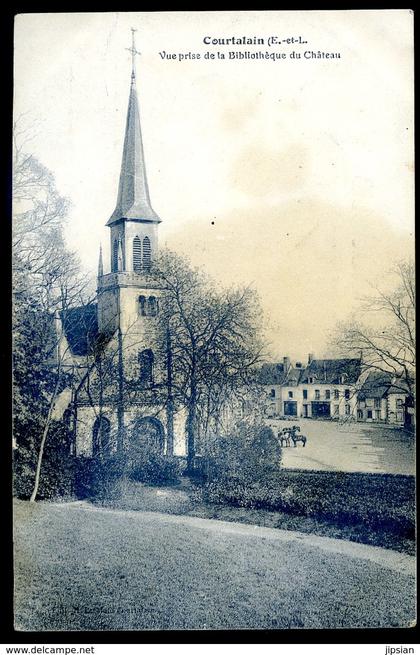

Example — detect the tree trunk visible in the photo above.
[186,391,197,474]
[165,327,174,456]
[30,373,61,503]
[117,326,125,453]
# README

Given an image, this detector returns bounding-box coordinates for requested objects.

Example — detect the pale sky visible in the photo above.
[14,10,414,361]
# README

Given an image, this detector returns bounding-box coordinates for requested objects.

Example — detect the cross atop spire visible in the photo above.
[126,28,141,82]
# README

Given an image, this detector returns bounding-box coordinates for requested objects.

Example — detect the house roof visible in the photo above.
[258,363,286,385]
[387,382,410,395]
[60,304,99,357]
[284,367,302,386]
[299,358,361,385]
[358,371,411,399]
[358,371,392,400]
[259,358,361,386]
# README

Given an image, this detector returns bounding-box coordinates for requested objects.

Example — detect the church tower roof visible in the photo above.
[107,33,161,226]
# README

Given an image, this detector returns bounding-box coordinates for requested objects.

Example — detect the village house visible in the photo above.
[261,356,411,425]
[387,388,409,426]
[357,371,389,422]
[357,371,409,427]
[261,354,362,420]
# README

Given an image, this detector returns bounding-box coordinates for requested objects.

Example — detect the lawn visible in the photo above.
[94,473,415,555]
[14,499,416,631]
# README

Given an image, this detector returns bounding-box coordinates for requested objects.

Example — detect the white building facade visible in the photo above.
[262,355,361,420]
[262,357,410,425]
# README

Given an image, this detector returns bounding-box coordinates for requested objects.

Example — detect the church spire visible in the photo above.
[97,244,103,278]
[107,29,161,226]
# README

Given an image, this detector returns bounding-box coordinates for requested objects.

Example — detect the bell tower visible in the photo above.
[73,31,179,461]
[97,29,163,341]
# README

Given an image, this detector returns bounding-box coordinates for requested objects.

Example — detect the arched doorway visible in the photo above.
[130,417,164,463]
[92,416,111,458]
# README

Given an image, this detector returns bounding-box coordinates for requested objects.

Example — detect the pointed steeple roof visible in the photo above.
[107,65,160,226]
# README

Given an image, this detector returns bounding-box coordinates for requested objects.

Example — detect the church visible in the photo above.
[56,36,188,462]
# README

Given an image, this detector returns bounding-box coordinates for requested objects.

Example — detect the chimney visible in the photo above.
[283,356,291,372]
[308,353,314,364]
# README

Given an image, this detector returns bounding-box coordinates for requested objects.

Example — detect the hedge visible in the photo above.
[202,469,415,539]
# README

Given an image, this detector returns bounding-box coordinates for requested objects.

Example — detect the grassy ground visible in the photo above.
[95,474,415,555]
[14,499,416,631]
[184,503,415,554]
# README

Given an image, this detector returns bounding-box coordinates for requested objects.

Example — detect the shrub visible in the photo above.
[13,420,75,500]
[207,421,282,483]
[128,454,182,486]
[71,457,99,499]
[73,454,126,500]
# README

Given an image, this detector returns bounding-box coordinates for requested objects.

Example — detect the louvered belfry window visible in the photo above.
[112,239,119,272]
[143,236,152,270]
[133,237,142,272]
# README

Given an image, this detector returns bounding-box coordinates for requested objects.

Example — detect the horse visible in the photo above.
[278,424,306,447]
[278,428,291,447]
[278,425,297,446]
[284,424,307,447]
[290,431,307,447]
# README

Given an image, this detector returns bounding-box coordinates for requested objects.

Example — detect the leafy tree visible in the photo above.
[13,128,93,501]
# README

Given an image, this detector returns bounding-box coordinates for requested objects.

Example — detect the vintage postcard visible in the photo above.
[12,10,415,631]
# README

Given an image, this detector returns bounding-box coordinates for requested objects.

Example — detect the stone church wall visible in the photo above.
[75,404,187,458]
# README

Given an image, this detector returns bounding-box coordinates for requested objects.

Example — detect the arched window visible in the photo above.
[143,236,151,270]
[139,295,146,316]
[112,239,119,272]
[139,349,154,386]
[148,296,158,316]
[92,416,111,458]
[133,236,142,272]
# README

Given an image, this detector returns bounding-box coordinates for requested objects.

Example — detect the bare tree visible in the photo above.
[152,250,266,472]
[333,259,415,402]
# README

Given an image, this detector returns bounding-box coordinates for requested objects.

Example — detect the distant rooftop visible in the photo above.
[260,356,362,386]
